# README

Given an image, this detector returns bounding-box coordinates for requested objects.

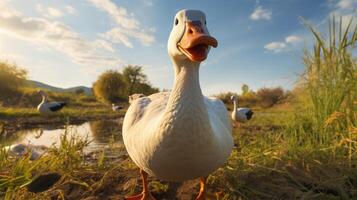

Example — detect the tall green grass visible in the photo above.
[287,16,357,160]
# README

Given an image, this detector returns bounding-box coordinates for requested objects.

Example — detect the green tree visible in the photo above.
[135,82,159,95]
[241,84,249,96]
[122,65,147,95]
[93,70,127,103]
[0,62,27,97]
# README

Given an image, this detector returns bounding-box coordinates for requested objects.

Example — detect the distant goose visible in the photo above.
[231,95,253,125]
[112,103,123,111]
[37,90,66,114]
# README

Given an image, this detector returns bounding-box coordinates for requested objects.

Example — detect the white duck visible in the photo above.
[37,90,66,114]
[123,9,233,200]
[231,95,253,126]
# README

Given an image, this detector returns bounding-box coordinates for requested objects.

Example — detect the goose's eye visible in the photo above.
[175,19,178,25]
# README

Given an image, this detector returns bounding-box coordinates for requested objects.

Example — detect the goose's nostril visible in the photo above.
[189,29,193,34]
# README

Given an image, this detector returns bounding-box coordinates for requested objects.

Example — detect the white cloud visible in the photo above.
[94,39,115,52]
[337,0,357,9]
[330,0,357,30]
[285,35,303,44]
[36,4,66,18]
[47,7,64,17]
[265,34,304,53]
[101,27,155,48]
[65,5,76,15]
[250,6,272,21]
[36,4,44,13]
[87,0,155,48]
[264,42,287,52]
[88,0,139,30]
[0,2,122,67]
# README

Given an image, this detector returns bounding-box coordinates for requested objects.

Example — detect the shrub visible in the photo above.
[122,65,158,96]
[256,87,285,108]
[0,62,27,104]
[93,70,128,103]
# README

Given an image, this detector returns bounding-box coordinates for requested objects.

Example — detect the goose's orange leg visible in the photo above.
[125,170,155,200]
[195,177,207,200]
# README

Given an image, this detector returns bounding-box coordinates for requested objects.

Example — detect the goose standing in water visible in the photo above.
[123,10,233,200]
[37,90,66,114]
[231,95,253,127]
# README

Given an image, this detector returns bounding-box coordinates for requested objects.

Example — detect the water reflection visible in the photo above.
[89,120,122,143]
[0,119,123,154]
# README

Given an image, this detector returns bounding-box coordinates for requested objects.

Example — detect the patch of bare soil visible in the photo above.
[23,157,221,200]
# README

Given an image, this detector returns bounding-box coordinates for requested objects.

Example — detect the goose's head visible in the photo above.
[168,9,217,64]
[230,95,237,101]
[38,90,46,97]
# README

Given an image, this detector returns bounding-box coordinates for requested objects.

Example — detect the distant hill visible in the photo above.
[27,80,93,95]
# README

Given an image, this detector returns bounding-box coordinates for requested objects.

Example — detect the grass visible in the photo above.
[0,107,125,119]
[0,126,129,199]
[209,108,357,199]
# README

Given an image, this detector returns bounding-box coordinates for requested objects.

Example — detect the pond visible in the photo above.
[0,119,124,158]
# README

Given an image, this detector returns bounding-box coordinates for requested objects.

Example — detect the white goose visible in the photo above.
[231,95,253,126]
[123,10,233,200]
[37,90,66,114]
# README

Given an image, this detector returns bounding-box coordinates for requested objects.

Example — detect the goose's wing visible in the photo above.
[204,96,231,131]
[123,92,170,131]
[47,102,66,112]
[237,108,253,121]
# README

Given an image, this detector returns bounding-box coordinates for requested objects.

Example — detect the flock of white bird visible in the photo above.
[8,9,254,200]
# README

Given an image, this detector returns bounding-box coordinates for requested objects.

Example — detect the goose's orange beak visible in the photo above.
[178,21,218,62]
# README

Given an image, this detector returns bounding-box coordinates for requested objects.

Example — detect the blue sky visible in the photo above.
[0,0,356,95]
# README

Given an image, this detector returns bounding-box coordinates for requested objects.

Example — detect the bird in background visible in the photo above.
[37,90,66,114]
[230,95,253,127]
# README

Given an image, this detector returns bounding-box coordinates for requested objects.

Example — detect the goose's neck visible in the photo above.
[233,99,238,110]
[159,60,211,134]
[41,95,48,103]
[170,61,204,106]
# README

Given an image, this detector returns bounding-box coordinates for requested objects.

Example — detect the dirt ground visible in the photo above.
[37,156,220,200]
